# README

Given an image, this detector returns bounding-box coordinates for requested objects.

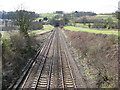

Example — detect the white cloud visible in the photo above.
[0,0,119,13]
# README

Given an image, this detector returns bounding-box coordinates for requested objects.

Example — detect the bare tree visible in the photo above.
[16,10,38,44]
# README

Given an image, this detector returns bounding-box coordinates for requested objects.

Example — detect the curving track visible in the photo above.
[10,28,87,90]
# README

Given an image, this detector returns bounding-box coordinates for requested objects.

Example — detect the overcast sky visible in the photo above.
[0,0,119,13]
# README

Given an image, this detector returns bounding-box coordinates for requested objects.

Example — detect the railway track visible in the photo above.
[9,27,87,90]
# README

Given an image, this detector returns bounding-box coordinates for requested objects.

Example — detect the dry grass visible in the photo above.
[2,32,49,89]
[64,30,118,88]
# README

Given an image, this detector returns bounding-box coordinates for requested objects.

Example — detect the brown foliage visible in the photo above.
[64,30,118,88]
[2,32,48,89]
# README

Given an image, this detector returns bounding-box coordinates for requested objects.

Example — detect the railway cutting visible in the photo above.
[10,28,87,90]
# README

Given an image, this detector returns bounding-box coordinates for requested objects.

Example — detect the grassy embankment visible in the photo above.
[29,25,54,35]
[64,26,119,36]
[0,25,54,39]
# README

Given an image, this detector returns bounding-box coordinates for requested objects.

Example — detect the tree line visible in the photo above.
[1,11,39,20]
[1,10,43,31]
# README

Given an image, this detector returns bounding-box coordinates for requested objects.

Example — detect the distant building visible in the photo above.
[0,12,2,19]
[116,8,120,19]
[117,9,120,12]
[74,11,79,13]
[116,2,120,30]
[55,11,63,14]
[118,1,120,10]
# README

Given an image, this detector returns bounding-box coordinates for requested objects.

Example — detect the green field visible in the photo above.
[40,13,60,19]
[36,17,43,21]
[64,26,119,36]
[96,15,118,23]
[36,13,63,21]
[36,13,57,20]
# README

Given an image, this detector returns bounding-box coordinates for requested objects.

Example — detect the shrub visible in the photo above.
[64,30,118,88]
[28,22,43,30]
[2,33,40,89]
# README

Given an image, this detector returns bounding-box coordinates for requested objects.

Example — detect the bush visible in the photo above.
[64,30,118,88]
[28,22,43,30]
[2,33,40,89]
